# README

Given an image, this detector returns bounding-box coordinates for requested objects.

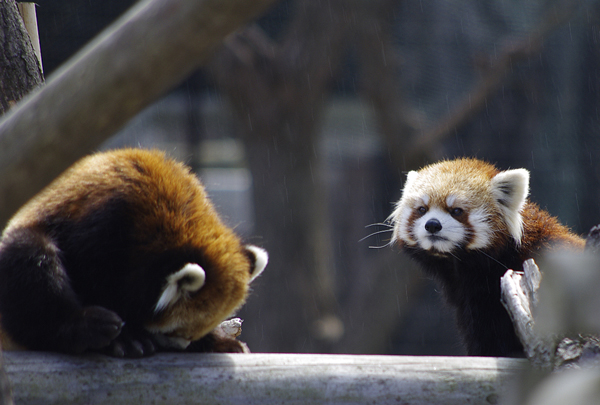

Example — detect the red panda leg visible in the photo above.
[0,227,123,353]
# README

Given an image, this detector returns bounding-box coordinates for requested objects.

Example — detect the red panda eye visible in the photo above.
[417,206,428,215]
[450,207,464,217]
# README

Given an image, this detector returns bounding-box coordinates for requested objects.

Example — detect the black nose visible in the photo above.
[425,218,442,234]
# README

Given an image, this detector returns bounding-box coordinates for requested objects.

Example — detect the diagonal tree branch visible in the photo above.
[409,0,583,160]
[0,0,277,227]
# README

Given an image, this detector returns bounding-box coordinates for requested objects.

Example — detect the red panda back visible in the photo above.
[520,202,585,257]
[0,149,267,356]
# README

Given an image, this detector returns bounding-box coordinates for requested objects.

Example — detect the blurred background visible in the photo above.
[33,0,600,355]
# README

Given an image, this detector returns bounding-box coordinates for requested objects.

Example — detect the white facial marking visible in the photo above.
[389,171,423,245]
[400,207,416,244]
[391,193,432,245]
[446,195,457,208]
[467,207,493,249]
[154,263,206,313]
[413,208,466,253]
[390,202,415,246]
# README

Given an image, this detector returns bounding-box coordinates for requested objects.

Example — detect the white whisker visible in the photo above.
[358,229,393,243]
[447,250,461,261]
[478,250,509,270]
[364,222,394,228]
[368,239,394,249]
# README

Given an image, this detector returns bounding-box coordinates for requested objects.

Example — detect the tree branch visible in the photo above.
[411,0,583,157]
[0,0,277,227]
[0,0,43,115]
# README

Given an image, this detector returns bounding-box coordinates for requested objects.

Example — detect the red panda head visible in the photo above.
[389,158,529,255]
[145,244,267,349]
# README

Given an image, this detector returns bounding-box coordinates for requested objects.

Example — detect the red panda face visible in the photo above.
[389,158,529,255]
[397,193,487,254]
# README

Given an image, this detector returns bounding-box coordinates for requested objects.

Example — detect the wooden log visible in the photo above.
[500,259,553,369]
[3,352,525,404]
[0,0,43,116]
[0,0,277,227]
[16,3,42,73]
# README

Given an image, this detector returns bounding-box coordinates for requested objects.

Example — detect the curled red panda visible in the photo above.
[0,148,268,357]
[389,158,584,357]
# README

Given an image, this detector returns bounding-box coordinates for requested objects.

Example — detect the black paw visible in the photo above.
[64,306,123,353]
[103,328,157,358]
[79,306,123,350]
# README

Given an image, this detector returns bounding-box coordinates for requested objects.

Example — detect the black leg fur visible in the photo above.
[0,227,123,353]
[406,246,524,357]
[101,326,157,358]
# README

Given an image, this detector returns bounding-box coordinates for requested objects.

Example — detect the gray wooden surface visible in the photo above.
[3,352,525,404]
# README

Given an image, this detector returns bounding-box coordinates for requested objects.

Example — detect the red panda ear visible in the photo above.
[490,168,530,245]
[154,263,206,313]
[244,245,268,282]
[399,171,420,200]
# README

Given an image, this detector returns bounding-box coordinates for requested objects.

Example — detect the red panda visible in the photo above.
[0,148,268,357]
[389,158,584,357]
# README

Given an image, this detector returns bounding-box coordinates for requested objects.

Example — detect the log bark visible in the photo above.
[501,260,553,370]
[4,352,525,405]
[499,231,600,403]
[501,252,600,370]
[0,0,277,227]
[0,0,43,115]
[16,3,42,73]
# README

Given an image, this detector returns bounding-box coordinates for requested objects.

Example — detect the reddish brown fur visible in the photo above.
[520,202,586,255]
[0,149,260,353]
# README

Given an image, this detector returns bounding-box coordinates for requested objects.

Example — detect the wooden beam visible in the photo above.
[16,3,42,73]
[4,352,525,404]
[0,0,277,227]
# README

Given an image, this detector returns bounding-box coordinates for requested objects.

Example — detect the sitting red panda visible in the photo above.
[389,158,584,357]
[0,148,268,357]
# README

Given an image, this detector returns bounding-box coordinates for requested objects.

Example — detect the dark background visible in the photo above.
[32,0,600,355]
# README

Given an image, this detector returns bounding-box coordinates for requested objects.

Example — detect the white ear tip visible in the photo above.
[154,263,206,313]
[402,171,419,192]
[492,168,530,209]
[179,263,206,291]
[245,245,268,281]
[491,168,530,244]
